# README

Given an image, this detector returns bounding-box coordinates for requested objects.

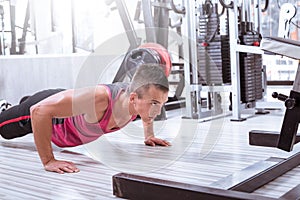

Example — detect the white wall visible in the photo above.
[0,53,122,104]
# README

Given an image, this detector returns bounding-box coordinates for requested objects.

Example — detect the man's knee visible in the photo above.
[0,126,29,140]
[0,131,15,139]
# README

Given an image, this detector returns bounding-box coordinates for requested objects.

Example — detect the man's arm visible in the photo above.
[143,120,170,146]
[30,86,108,173]
[31,111,78,174]
[30,91,78,174]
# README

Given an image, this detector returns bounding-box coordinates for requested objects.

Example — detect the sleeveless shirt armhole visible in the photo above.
[98,84,113,123]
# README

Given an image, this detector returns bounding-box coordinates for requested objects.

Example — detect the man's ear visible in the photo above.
[129,92,137,103]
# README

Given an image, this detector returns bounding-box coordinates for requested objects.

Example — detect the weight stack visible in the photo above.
[197,35,231,85]
[197,3,231,85]
[239,30,263,103]
[221,36,231,84]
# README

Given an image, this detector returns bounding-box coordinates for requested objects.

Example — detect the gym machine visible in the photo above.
[182,0,265,120]
[249,2,300,152]
[228,0,264,121]
[182,0,231,119]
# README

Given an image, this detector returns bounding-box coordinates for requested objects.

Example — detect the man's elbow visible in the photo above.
[30,104,50,119]
[30,104,40,118]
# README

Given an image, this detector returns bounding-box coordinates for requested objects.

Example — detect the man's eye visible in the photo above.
[151,102,158,106]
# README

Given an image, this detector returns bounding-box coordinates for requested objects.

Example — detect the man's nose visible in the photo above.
[149,106,161,117]
[157,107,162,115]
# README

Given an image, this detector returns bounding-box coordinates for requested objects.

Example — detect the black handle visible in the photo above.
[272,92,296,109]
[272,92,287,101]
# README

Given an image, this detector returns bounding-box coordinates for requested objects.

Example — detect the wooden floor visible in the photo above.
[1,91,300,199]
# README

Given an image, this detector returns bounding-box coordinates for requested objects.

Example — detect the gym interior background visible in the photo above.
[1,0,300,199]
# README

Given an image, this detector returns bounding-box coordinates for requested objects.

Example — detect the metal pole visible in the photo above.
[182,0,200,118]
[115,0,140,49]
[141,0,157,43]
[9,1,16,54]
[154,0,169,48]
[19,1,30,54]
[253,0,261,34]
[30,0,38,54]
[228,0,243,121]
[71,0,76,53]
[0,4,5,55]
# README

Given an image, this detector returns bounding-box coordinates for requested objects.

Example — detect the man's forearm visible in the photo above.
[34,130,55,166]
[31,108,55,166]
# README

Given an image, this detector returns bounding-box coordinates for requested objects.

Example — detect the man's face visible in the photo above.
[133,85,168,123]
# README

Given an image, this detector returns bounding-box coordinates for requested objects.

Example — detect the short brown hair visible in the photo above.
[128,64,169,98]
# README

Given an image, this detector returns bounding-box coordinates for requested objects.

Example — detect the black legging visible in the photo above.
[0,89,65,139]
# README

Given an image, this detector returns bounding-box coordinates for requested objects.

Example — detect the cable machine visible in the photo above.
[182,0,265,120]
[182,0,231,119]
[228,0,264,121]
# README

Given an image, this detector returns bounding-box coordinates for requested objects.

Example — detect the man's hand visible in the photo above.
[144,136,171,147]
[44,159,80,174]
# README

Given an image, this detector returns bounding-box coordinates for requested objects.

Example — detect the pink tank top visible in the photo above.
[51,83,137,147]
